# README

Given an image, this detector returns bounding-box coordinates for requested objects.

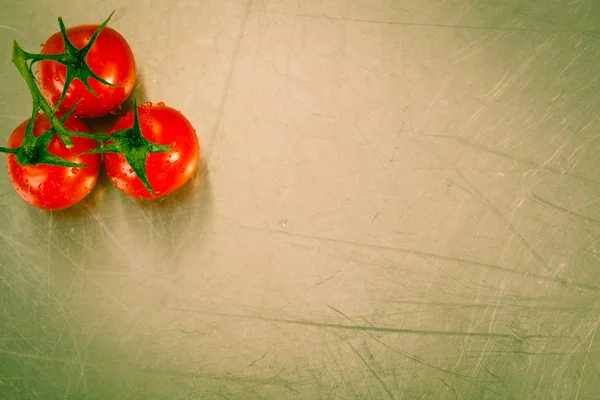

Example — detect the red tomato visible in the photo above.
[103,103,200,199]
[37,24,136,118]
[5,114,101,210]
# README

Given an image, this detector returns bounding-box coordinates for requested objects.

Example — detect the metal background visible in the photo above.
[1,0,600,399]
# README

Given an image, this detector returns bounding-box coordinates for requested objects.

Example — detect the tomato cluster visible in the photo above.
[1,12,200,210]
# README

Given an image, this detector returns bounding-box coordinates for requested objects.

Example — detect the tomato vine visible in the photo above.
[0,11,173,195]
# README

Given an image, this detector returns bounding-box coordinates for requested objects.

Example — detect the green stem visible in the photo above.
[20,102,40,159]
[22,52,64,62]
[12,41,75,149]
[0,147,17,154]
[69,131,108,140]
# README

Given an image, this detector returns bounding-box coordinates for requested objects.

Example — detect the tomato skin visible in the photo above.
[38,24,136,118]
[104,104,200,200]
[6,114,101,210]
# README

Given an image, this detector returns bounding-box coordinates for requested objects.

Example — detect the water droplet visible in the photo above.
[71,167,80,175]
[40,42,45,48]
[141,101,153,108]
[67,87,72,93]
[157,102,165,107]
[128,168,133,174]
[54,75,60,82]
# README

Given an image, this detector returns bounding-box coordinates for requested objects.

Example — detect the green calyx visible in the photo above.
[25,11,118,109]
[80,93,174,196]
[1,102,88,168]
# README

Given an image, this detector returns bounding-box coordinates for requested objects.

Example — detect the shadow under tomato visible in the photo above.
[117,159,214,272]
[46,163,111,219]
[133,158,209,212]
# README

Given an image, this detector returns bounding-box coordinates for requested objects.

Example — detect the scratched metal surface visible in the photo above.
[1,0,600,398]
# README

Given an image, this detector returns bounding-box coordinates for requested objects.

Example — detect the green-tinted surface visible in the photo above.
[1,1,599,399]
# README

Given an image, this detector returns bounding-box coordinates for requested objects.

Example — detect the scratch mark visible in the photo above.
[446,179,475,196]
[461,180,545,266]
[449,22,522,66]
[51,298,88,395]
[9,321,42,355]
[575,315,600,400]
[512,10,600,39]
[141,367,295,387]
[306,273,340,291]
[49,236,130,312]
[417,253,472,290]
[416,134,600,185]
[440,377,462,398]
[239,225,600,292]
[530,193,600,226]
[86,207,140,269]
[205,0,253,157]
[412,136,548,267]
[348,342,395,399]
[480,36,551,105]
[481,71,509,98]
[423,76,451,117]
[131,200,164,239]
[321,340,361,399]
[172,308,566,340]
[279,12,557,32]
[329,306,503,395]
[47,211,52,304]
[368,211,380,226]
[248,352,267,367]
[485,368,506,389]
[482,350,594,356]
[0,348,82,365]
[374,299,598,312]
[354,123,407,204]
[531,138,569,177]
[550,49,583,88]
[0,231,38,254]
[0,25,24,35]
[245,122,260,214]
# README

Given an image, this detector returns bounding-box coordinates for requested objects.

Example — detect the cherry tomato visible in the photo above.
[103,103,200,199]
[5,114,101,210]
[37,24,136,118]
